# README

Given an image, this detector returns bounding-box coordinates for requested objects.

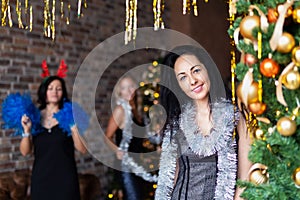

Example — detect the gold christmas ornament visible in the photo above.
[276,116,297,136]
[247,81,259,104]
[249,164,269,185]
[260,58,280,77]
[276,32,296,53]
[254,128,265,140]
[282,68,300,90]
[239,15,260,41]
[248,102,267,115]
[293,167,300,187]
[293,7,300,23]
[292,46,300,66]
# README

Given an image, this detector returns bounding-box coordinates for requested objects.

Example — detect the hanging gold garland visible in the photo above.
[183,0,198,16]
[1,0,13,27]
[1,0,87,40]
[125,0,138,44]
[153,0,164,31]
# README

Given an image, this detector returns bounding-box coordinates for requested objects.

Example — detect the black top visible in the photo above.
[31,124,80,200]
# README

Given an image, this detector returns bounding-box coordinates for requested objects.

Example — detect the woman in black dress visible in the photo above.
[20,76,87,200]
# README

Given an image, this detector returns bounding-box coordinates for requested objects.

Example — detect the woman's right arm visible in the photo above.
[104,105,124,154]
[20,115,32,156]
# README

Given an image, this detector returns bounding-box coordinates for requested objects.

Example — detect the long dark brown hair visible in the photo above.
[37,76,69,110]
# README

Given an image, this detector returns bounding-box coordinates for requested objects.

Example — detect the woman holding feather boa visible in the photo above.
[2,74,89,200]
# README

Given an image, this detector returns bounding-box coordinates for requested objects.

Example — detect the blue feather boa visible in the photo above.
[53,101,89,136]
[1,93,89,137]
[1,92,41,136]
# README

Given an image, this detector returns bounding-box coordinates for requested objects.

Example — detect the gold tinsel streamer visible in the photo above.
[77,0,87,18]
[257,32,263,103]
[16,0,24,28]
[125,0,138,44]
[51,0,56,40]
[1,0,13,27]
[67,2,71,25]
[183,0,198,16]
[29,5,32,31]
[153,0,165,31]
[44,0,50,37]
[229,0,237,138]
[77,0,82,17]
[60,0,64,19]
[0,0,86,39]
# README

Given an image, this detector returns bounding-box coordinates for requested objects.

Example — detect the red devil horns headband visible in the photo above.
[41,60,68,78]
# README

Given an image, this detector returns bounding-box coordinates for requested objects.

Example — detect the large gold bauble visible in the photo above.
[249,168,269,185]
[239,15,260,40]
[248,102,267,115]
[276,117,297,136]
[247,81,259,104]
[276,32,296,53]
[292,46,300,66]
[292,167,300,187]
[282,68,300,90]
[293,7,300,23]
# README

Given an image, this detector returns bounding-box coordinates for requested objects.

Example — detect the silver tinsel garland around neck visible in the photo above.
[117,99,157,182]
[155,99,239,200]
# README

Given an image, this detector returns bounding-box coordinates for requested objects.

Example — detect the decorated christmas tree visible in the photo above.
[228,0,300,199]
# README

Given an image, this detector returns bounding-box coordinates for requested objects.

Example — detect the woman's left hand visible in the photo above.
[116,150,124,160]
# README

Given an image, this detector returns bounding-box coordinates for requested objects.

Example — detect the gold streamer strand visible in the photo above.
[7,0,12,27]
[133,0,137,41]
[192,0,198,16]
[1,0,8,26]
[77,0,82,18]
[257,31,263,104]
[66,1,71,25]
[125,0,138,44]
[129,0,133,41]
[153,0,165,31]
[29,4,32,31]
[60,0,64,19]
[25,0,29,28]
[25,0,28,15]
[16,0,24,28]
[183,0,190,15]
[229,0,237,138]
[257,31,262,59]
[183,0,198,16]
[51,0,55,40]
[43,0,50,37]
[125,0,130,44]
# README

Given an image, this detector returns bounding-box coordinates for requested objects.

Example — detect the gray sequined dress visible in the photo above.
[171,148,217,200]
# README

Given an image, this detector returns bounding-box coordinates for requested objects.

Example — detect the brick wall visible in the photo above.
[0,1,168,198]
